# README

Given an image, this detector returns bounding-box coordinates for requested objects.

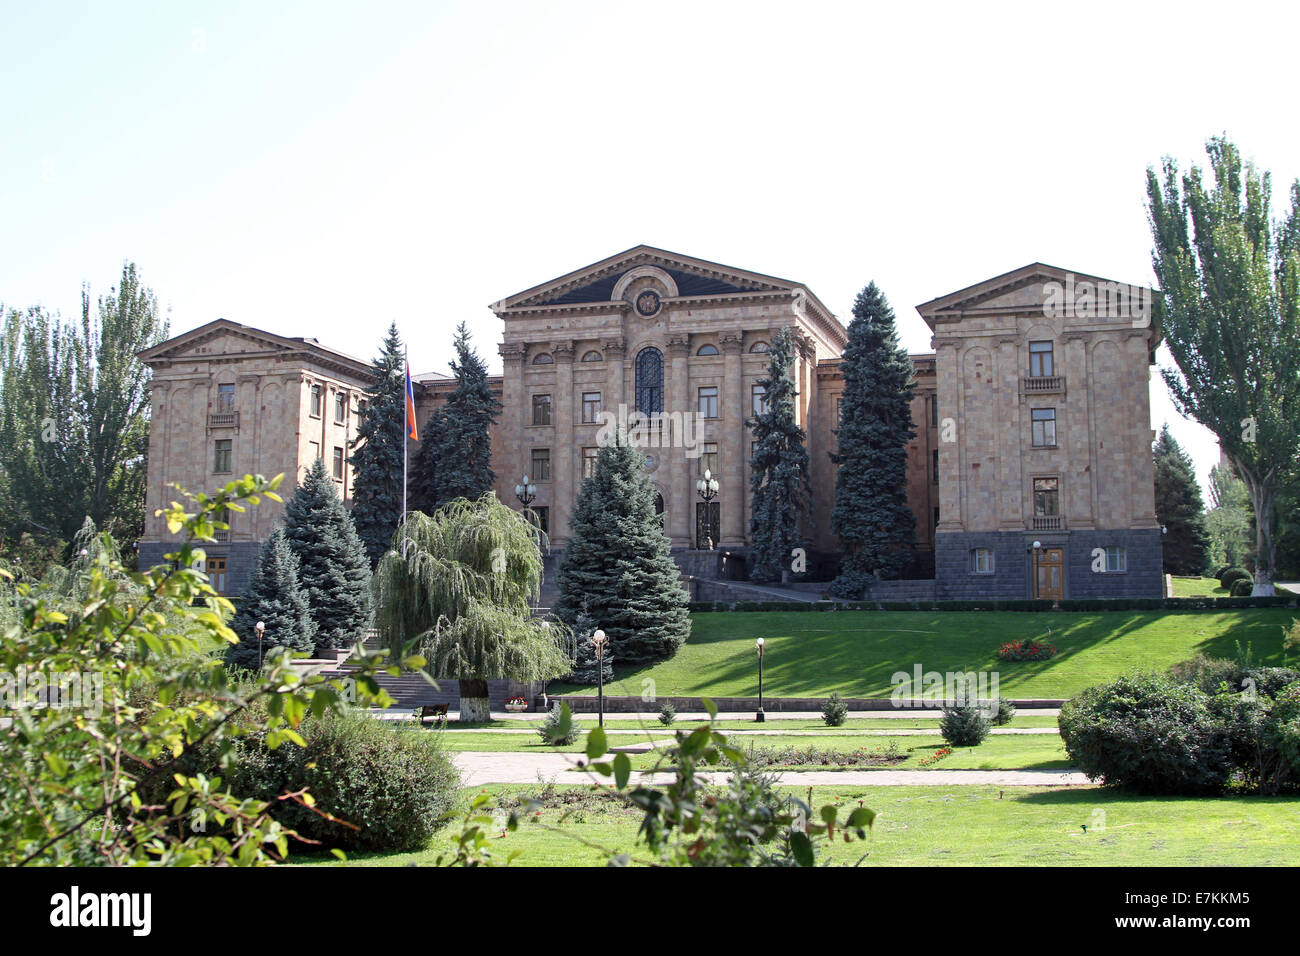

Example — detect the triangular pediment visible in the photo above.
[916,263,1154,327]
[138,319,374,378]
[493,245,804,311]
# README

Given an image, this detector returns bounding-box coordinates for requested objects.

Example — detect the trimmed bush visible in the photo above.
[940,701,991,746]
[821,692,848,727]
[658,702,677,726]
[1220,567,1251,589]
[1169,654,1245,695]
[1058,674,1233,794]
[1231,578,1253,597]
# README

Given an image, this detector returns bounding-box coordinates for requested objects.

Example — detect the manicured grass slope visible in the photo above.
[312,784,1300,867]
[549,609,1295,700]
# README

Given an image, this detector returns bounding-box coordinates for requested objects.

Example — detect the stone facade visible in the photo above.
[918,263,1163,600]
[137,320,375,593]
[137,250,1163,601]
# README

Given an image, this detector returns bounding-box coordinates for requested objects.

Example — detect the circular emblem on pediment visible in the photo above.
[643,454,658,472]
[635,289,662,317]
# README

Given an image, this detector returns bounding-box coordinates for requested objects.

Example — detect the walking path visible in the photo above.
[437,726,1059,737]
[450,751,1090,787]
[371,708,1061,722]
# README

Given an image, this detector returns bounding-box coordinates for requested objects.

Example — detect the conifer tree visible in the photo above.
[747,327,810,583]
[565,610,612,684]
[409,322,500,513]
[553,434,690,664]
[1153,426,1211,575]
[828,282,916,598]
[349,323,407,566]
[283,457,372,649]
[227,527,314,669]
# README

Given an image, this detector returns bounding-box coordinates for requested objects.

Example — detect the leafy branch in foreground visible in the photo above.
[0,473,423,866]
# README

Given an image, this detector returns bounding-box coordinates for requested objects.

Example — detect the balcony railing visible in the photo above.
[1031,515,1064,531]
[207,411,239,430]
[1021,375,1065,396]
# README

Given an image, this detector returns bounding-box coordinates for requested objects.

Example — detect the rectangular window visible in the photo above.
[334,392,346,423]
[1105,546,1127,572]
[836,396,843,424]
[309,440,320,464]
[532,393,552,426]
[332,446,344,480]
[1031,408,1057,447]
[971,548,994,574]
[213,439,232,474]
[698,386,719,419]
[217,383,236,411]
[309,384,322,418]
[531,448,551,482]
[1029,341,1054,377]
[931,397,938,428]
[1033,477,1059,516]
[933,448,939,482]
[700,442,719,477]
[582,446,599,479]
[582,391,601,424]
[751,383,769,416]
[530,506,550,536]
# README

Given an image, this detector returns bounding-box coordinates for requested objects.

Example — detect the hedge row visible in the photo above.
[688,595,1298,614]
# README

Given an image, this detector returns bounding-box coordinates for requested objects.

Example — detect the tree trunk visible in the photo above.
[1237,463,1277,596]
[458,677,491,723]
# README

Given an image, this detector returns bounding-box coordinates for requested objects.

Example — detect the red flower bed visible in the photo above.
[997,639,1058,662]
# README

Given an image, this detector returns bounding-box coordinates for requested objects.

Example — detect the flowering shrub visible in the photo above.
[998,638,1058,661]
[505,696,527,706]
[917,747,952,767]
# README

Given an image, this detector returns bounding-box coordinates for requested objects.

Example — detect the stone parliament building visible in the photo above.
[138,245,1164,601]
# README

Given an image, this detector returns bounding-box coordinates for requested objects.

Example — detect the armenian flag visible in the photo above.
[405,361,419,441]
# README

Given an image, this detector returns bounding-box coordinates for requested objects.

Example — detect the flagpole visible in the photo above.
[402,345,409,530]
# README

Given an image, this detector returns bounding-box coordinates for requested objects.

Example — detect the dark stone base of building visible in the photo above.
[935,528,1163,600]
[138,540,262,597]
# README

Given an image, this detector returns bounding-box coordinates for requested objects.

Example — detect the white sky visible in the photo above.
[4,0,1299,495]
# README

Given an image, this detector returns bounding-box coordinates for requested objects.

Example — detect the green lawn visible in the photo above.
[547,609,1296,700]
[1169,576,1230,597]
[302,783,1300,867]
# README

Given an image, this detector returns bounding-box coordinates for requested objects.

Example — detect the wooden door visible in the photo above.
[1034,548,1063,599]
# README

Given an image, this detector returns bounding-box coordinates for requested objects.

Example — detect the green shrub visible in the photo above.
[1220,567,1252,589]
[1242,667,1300,698]
[940,701,991,746]
[1231,578,1254,597]
[1169,654,1246,694]
[536,702,581,745]
[992,696,1016,726]
[658,702,677,726]
[1058,674,1233,794]
[821,693,848,727]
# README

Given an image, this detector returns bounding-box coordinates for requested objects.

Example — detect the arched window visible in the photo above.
[653,493,665,528]
[532,352,553,365]
[581,350,603,362]
[749,341,769,353]
[635,347,664,414]
[696,343,719,356]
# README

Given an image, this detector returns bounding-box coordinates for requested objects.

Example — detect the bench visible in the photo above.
[417,704,448,721]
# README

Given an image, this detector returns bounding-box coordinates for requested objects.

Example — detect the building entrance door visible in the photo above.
[1034,548,1063,599]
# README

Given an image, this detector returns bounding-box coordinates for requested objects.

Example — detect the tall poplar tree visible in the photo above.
[553,434,690,664]
[349,323,406,566]
[1147,136,1300,594]
[828,282,916,598]
[283,458,372,649]
[747,327,810,583]
[409,322,500,513]
[1152,426,1210,575]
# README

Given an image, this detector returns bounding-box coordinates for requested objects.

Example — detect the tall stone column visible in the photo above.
[667,334,691,548]
[1062,333,1094,529]
[603,338,626,414]
[934,340,962,532]
[720,332,745,547]
[498,343,526,505]
[995,338,1023,531]
[552,340,575,545]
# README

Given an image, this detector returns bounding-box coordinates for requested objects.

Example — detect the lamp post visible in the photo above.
[695,468,720,550]
[591,629,607,728]
[755,637,765,723]
[514,473,537,526]
[255,620,266,670]
[1027,540,1044,598]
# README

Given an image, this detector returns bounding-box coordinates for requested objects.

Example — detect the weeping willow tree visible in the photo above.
[372,493,571,721]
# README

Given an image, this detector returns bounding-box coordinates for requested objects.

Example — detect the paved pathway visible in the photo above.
[371,708,1061,722]
[439,726,1058,737]
[450,751,1090,787]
